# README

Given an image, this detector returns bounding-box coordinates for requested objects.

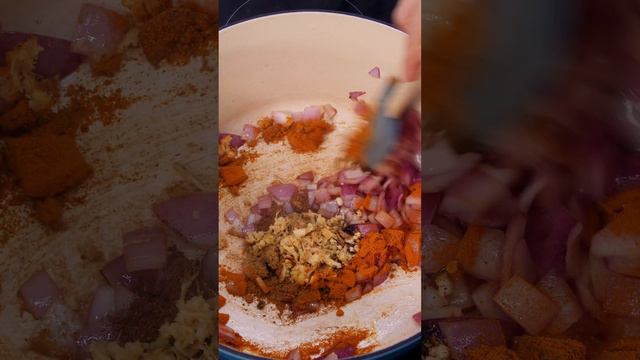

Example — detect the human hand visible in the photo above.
[392,0,421,81]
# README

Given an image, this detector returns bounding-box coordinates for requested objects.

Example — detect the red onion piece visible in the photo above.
[219,133,245,149]
[322,104,337,121]
[257,195,273,210]
[349,91,366,101]
[86,285,115,324]
[412,312,421,324]
[385,184,404,211]
[241,124,259,142]
[287,348,302,360]
[327,185,342,197]
[319,201,339,218]
[345,285,362,302]
[315,188,331,204]
[154,192,217,249]
[324,353,339,360]
[440,168,516,226]
[339,168,368,184]
[356,223,379,235]
[19,271,59,319]
[224,208,240,224]
[303,105,323,121]
[0,32,83,78]
[375,211,395,229]
[368,66,381,79]
[525,206,577,277]
[536,272,583,334]
[271,111,290,124]
[372,268,389,286]
[71,4,128,57]
[219,324,241,345]
[297,171,315,181]
[268,183,297,202]
[438,319,506,359]
[283,201,294,214]
[100,256,163,294]
[123,227,167,272]
[358,176,382,194]
[377,191,387,212]
[334,346,355,358]
[341,184,358,197]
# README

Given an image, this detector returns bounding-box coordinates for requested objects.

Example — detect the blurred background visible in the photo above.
[219,0,399,28]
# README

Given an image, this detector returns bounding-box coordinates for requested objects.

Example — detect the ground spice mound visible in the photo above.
[258,117,335,153]
[5,135,92,198]
[139,6,215,67]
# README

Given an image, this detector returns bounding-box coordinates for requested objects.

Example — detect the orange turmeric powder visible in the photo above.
[286,119,334,153]
[601,188,640,236]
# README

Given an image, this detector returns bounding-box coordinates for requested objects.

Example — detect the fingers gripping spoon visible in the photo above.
[365,78,421,168]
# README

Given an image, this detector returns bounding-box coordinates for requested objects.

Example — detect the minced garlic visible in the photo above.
[90,296,216,360]
[246,212,361,285]
[5,37,52,112]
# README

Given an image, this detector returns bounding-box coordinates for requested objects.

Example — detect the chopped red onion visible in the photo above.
[287,348,302,360]
[339,168,368,184]
[101,256,163,294]
[268,183,297,202]
[412,312,421,324]
[424,193,441,225]
[306,184,318,191]
[247,213,261,226]
[271,111,290,124]
[123,227,167,273]
[525,206,577,277]
[71,4,128,57]
[86,286,115,324]
[372,268,389,286]
[19,271,59,319]
[303,105,323,121]
[219,133,245,149]
[315,188,331,203]
[363,283,374,294]
[154,192,217,249]
[327,185,342,197]
[322,104,338,121]
[257,195,273,210]
[375,211,395,229]
[219,324,241,345]
[341,184,358,197]
[377,191,387,212]
[368,66,381,79]
[297,171,315,181]
[357,223,379,235]
[349,91,366,101]
[368,213,377,224]
[224,208,240,224]
[283,201,294,214]
[308,191,316,205]
[345,285,362,302]
[334,346,355,358]
[319,201,339,218]
[241,124,259,142]
[385,185,404,211]
[324,353,339,360]
[358,176,382,194]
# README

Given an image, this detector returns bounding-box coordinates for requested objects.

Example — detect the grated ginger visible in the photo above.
[246,212,361,285]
